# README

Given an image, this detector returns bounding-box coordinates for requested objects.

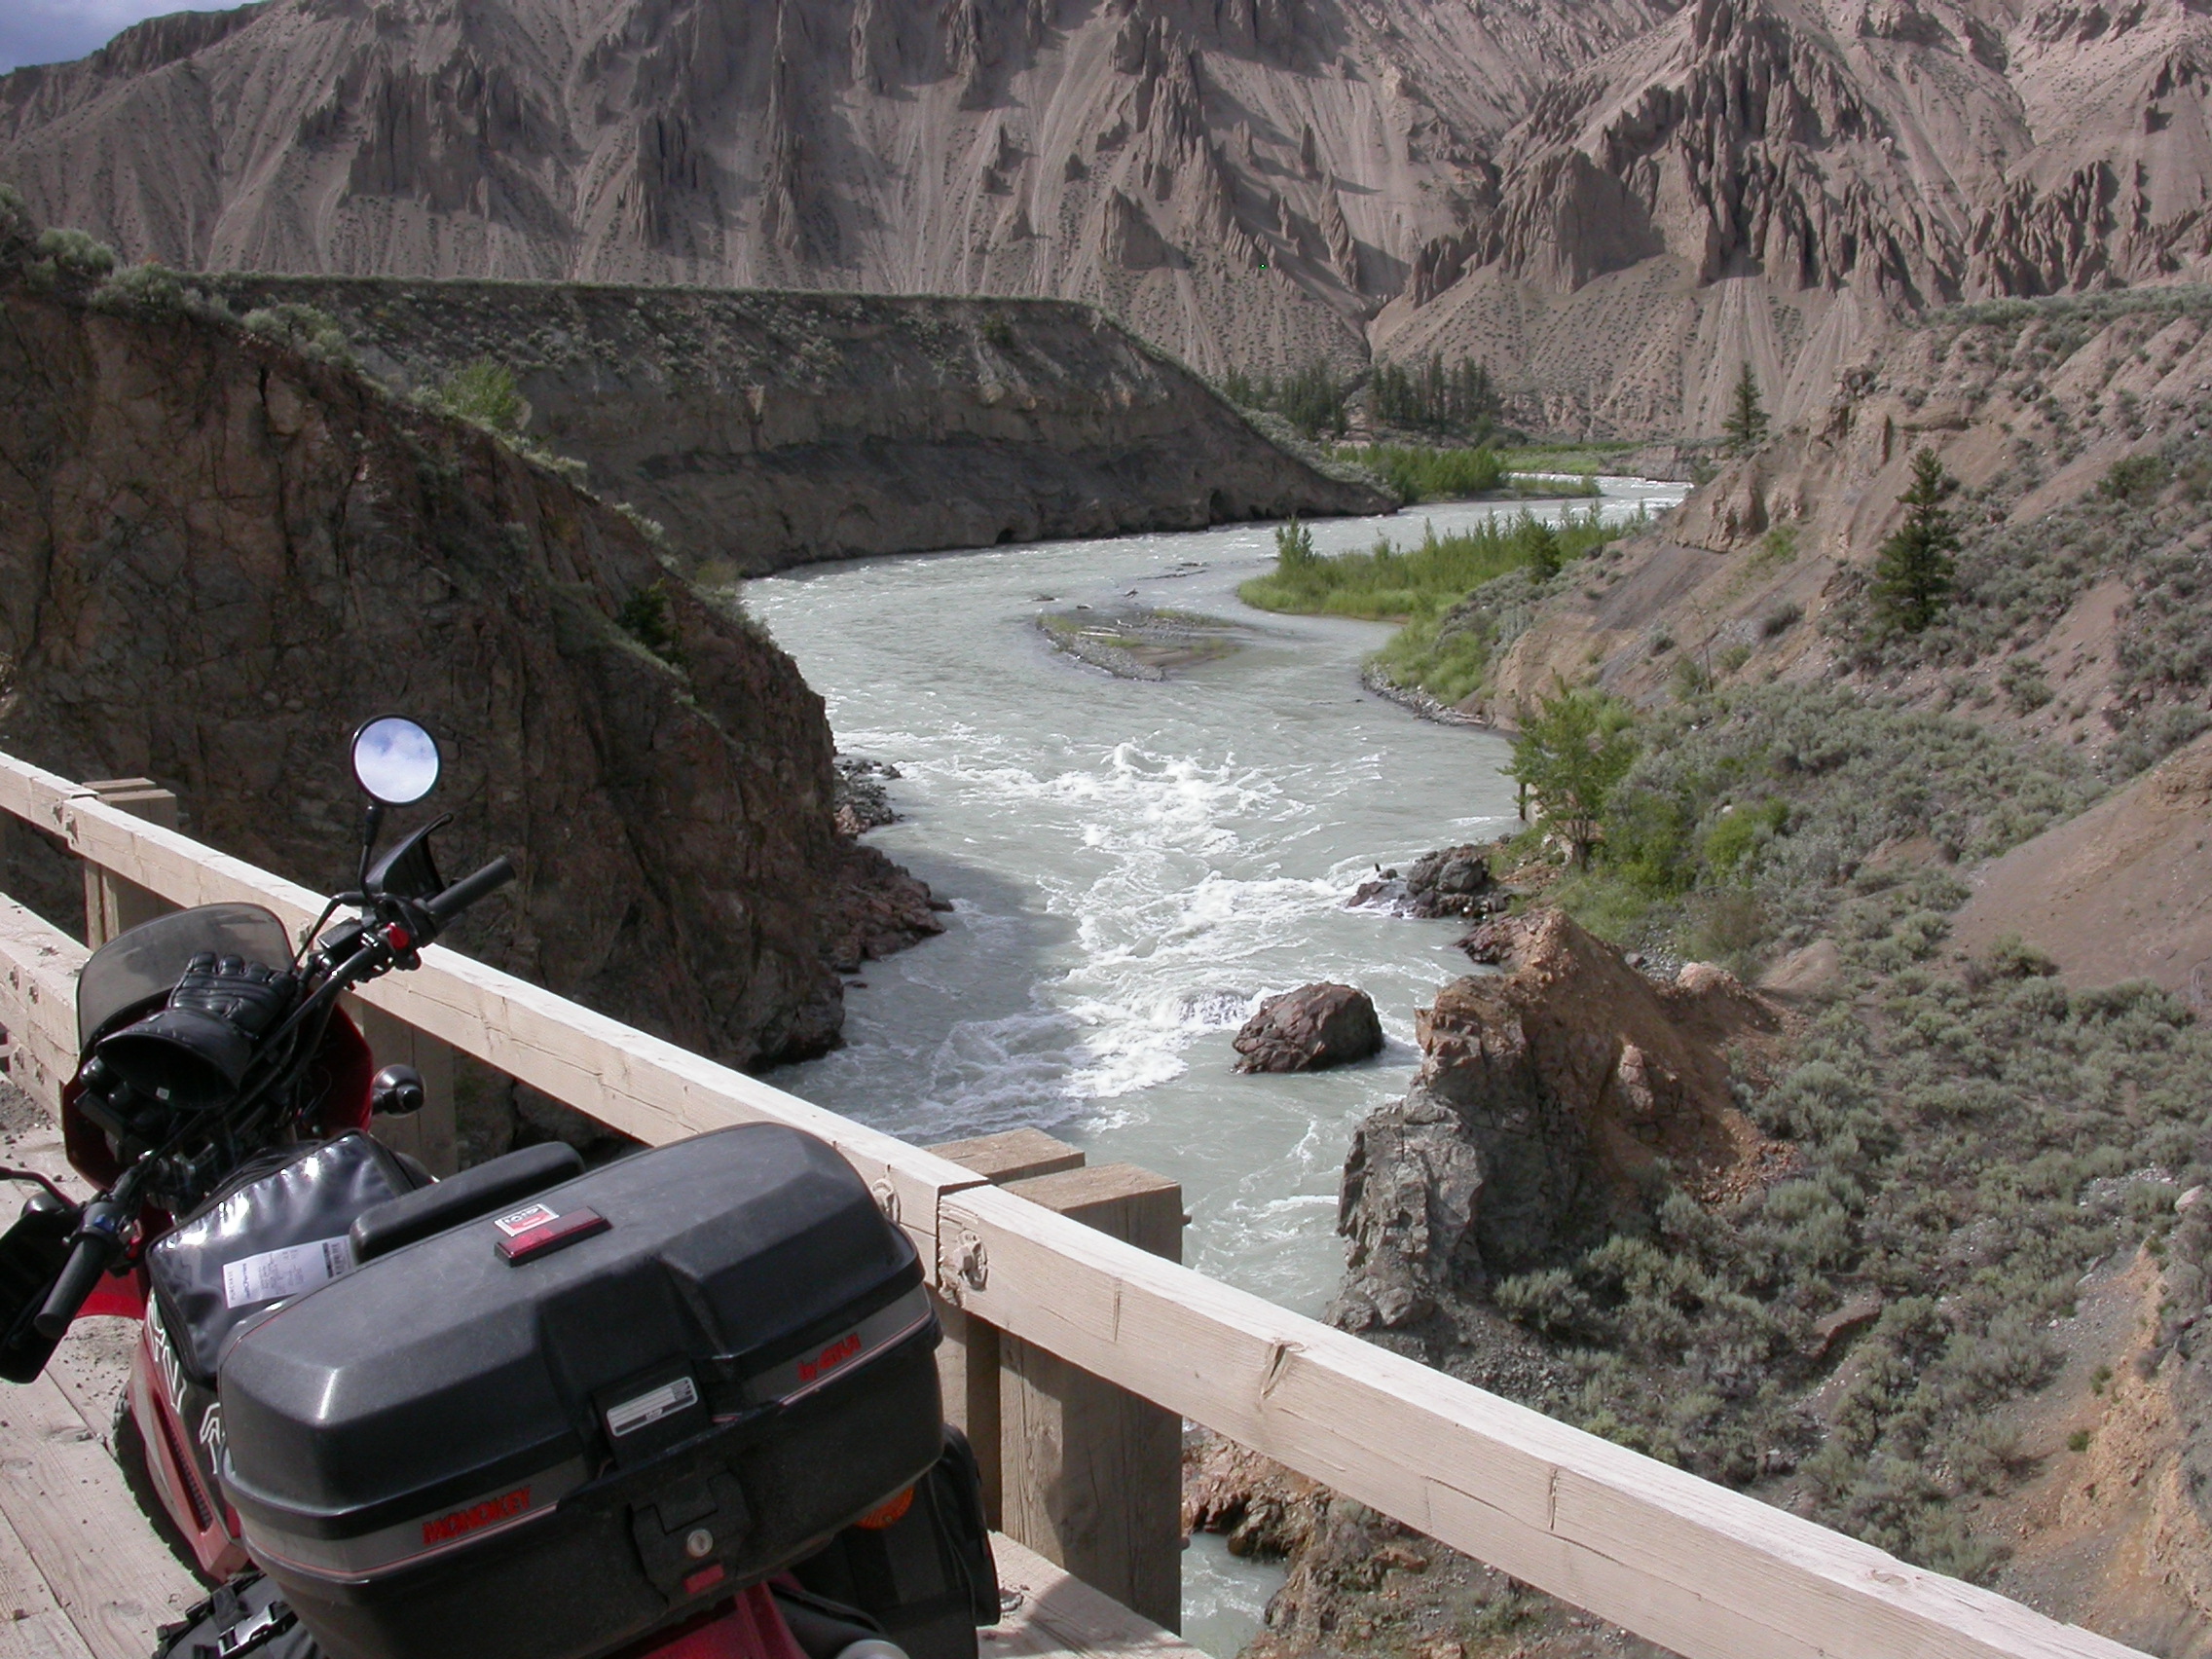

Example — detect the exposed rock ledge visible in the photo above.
[1331,909,1788,1340]
[203,276,1393,578]
[0,200,928,1077]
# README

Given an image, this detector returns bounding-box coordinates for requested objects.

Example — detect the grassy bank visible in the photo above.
[1328,444,1604,503]
[1238,508,1645,706]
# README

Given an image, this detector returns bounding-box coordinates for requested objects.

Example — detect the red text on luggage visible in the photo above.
[797,1332,863,1383]
[422,1487,530,1547]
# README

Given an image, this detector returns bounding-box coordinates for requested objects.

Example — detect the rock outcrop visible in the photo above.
[1332,910,1781,1332]
[13,0,2212,435]
[1232,983,1383,1074]
[0,200,916,1070]
[1350,844,1501,918]
[192,276,1386,576]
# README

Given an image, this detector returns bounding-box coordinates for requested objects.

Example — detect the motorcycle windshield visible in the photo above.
[77,903,294,1046]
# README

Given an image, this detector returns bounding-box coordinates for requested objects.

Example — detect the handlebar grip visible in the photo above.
[34,1229,116,1340]
[424,856,515,926]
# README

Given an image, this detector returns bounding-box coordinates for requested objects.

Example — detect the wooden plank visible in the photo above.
[928,1129,1092,1534]
[78,785,177,951]
[0,1498,97,1659]
[941,1183,2148,1659]
[998,1166,1183,1635]
[984,1532,1202,1659]
[0,899,87,1116]
[0,1371,199,1658]
[933,1129,1088,1186]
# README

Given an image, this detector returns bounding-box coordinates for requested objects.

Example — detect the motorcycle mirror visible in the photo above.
[370,1064,425,1117]
[350,717,441,807]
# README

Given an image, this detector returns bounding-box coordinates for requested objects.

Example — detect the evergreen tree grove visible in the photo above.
[1722,362,1769,456]
[1870,448,1961,634]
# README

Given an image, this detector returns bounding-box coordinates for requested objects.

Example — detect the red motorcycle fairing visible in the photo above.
[606,1588,811,1659]
[130,1314,250,1579]
[79,1010,378,1579]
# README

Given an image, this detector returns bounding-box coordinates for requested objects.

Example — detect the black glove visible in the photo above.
[167,953,299,1038]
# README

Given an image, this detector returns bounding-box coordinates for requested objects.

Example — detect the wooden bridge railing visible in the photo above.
[0,749,2151,1659]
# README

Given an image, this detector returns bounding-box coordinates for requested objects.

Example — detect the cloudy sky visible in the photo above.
[0,0,241,74]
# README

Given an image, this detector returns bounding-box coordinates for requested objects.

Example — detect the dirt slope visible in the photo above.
[1951,729,2212,996]
[11,0,2212,434]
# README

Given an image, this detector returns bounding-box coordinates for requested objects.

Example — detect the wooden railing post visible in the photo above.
[347,998,461,1176]
[929,1129,1185,1633]
[79,780,178,946]
[926,1129,1087,1530]
[998,1162,1185,1633]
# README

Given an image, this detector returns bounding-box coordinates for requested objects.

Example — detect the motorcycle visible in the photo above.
[0,718,996,1659]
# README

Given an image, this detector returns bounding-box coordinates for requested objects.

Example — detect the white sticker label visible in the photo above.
[494,1203,559,1237]
[221,1236,355,1309]
[606,1375,699,1439]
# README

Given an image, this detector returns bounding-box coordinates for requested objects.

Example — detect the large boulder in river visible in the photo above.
[1233,984,1383,1073]
[1349,844,1501,919]
[1331,910,1786,1333]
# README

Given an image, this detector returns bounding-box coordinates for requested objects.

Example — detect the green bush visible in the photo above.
[431,358,529,434]
[240,303,355,367]
[2101,453,2172,503]
[1336,444,1503,502]
[34,226,115,278]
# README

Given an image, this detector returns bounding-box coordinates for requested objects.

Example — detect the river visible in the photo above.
[747,481,1686,1655]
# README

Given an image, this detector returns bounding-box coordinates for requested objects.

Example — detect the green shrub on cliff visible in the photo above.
[432,358,530,435]
[1506,682,1641,866]
[240,302,356,368]
[34,227,115,279]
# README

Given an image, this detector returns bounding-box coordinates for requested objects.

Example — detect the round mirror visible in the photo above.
[350,717,441,806]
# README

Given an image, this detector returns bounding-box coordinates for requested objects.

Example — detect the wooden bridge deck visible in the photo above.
[0,1088,1206,1659]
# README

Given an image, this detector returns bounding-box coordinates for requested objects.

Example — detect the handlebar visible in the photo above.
[424,856,515,927]
[33,1196,129,1339]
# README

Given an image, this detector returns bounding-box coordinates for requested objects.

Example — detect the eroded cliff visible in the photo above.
[9,0,2212,436]
[198,274,1387,576]
[0,198,918,1068]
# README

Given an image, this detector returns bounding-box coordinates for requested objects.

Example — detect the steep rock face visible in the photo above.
[1332,910,1779,1333]
[11,0,2212,435]
[198,275,1387,575]
[0,0,1664,399]
[0,210,902,1069]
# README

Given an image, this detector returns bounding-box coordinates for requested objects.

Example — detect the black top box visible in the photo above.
[217,1123,943,1659]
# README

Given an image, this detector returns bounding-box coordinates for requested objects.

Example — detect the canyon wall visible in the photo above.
[201,274,1387,576]
[0,198,909,1069]
[8,0,2212,437]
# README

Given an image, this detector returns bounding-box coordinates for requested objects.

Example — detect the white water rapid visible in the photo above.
[747,481,1686,1654]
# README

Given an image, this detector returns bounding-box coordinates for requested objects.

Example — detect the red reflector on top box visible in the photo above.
[494,1203,609,1263]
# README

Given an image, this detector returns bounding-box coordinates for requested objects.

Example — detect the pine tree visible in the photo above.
[1869,448,1961,634]
[1722,363,1769,456]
